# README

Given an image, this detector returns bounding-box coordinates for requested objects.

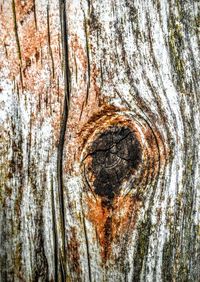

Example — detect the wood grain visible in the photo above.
[0,0,199,281]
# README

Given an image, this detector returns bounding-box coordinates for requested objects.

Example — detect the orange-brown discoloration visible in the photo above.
[86,194,142,262]
[0,4,19,75]
[15,0,35,24]
[20,23,46,62]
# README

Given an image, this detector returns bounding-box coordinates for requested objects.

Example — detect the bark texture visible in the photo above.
[0,0,199,281]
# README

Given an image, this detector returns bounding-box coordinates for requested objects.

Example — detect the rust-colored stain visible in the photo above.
[15,0,35,23]
[86,195,142,262]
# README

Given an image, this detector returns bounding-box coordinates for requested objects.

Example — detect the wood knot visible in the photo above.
[79,110,167,262]
[80,111,164,203]
[86,126,142,199]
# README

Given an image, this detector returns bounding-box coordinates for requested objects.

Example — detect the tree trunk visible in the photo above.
[0,0,199,281]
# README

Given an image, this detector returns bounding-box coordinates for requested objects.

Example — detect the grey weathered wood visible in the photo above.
[0,0,199,281]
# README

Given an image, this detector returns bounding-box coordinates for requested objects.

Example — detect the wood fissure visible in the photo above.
[12,0,23,89]
[51,176,58,282]
[33,0,37,30]
[83,13,91,105]
[56,0,71,280]
[47,4,55,79]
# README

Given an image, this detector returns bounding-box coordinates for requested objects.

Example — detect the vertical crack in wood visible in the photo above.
[47,3,55,79]
[33,0,38,30]
[12,0,23,89]
[83,12,91,104]
[56,0,71,280]
[51,176,58,282]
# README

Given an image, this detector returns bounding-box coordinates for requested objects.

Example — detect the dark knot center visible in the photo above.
[87,126,141,199]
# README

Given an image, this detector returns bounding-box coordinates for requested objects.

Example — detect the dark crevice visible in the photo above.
[51,176,58,282]
[12,0,24,89]
[47,4,55,79]
[83,130,132,162]
[110,151,136,162]
[56,1,71,281]
[33,0,37,30]
[83,12,91,104]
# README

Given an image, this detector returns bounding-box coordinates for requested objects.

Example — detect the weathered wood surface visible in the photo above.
[0,0,199,281]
